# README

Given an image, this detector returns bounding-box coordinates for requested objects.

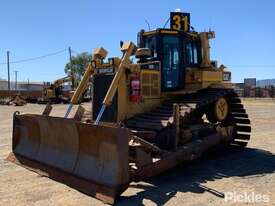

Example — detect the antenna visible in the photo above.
[163,17,170,28]
[144,18,151,30]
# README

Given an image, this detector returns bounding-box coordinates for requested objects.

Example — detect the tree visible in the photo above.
[64,52,92,79]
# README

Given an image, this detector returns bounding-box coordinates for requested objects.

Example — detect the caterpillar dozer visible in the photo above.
[38,74,77,103]
[7,11,251,204]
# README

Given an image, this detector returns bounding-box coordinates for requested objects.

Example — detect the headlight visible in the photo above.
[223,72,231,81]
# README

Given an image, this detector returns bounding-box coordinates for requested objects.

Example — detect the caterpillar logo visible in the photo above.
[170,12,190,32]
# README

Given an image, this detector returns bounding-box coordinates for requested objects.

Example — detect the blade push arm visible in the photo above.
[64,62,95,118]
[94,42,136,124]
[64,47,108,118]
[103,42,136,106]
[70,63,95,104]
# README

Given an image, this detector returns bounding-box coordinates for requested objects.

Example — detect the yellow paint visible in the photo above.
[143,31,156,36]
[160,30,178,35]
[202,70,223,82]
[141,69,161,98]
[172,15,181,30]
[184,16,188,32]
[117,70,161,122]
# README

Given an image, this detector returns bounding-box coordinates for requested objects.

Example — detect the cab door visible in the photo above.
[161,36,183,91]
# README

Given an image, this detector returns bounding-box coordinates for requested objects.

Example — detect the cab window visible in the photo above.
[173,47,179,66]
[144,36,157,58]
[193,46,198,64]
[163,36,179,71]
[185,41,201,65]
[186,43,193,64]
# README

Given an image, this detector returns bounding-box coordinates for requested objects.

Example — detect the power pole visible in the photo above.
[68,46,75,88]
[68,47,72,64]
[14,70,18,90]
[7,51,10,91]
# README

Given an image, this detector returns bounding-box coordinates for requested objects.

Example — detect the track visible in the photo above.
[125,88,251,149]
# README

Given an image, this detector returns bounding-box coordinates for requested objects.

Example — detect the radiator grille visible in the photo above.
[141,70,160,98]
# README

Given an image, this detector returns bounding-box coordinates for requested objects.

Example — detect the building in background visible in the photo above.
[234,78,275,98]
[17,82,44,91]
[0,80,8,90]
[0,80,43,91]
[244,78,256,97]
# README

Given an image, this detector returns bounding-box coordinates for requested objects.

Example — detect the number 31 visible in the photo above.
[172,15,188,31]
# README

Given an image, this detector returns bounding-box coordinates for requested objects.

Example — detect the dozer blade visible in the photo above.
[7,113,130,204]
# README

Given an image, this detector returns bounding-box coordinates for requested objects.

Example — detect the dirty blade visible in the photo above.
[7,113,130,204]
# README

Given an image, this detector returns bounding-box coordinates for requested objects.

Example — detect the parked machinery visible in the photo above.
[8,11,251,204]
[39,74,77,103]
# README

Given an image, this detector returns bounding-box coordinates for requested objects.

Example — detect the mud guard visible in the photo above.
[7,113,130,204]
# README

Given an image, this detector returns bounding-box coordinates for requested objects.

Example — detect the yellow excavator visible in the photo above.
[39,74,77,103]
[8,11,251,204]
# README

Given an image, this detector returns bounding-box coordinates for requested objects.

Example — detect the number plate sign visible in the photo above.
[170,12,190,32]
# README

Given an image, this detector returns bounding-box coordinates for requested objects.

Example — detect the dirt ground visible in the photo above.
[0,100,275,206]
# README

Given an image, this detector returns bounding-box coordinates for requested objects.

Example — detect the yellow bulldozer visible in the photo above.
[39,74,77,103]
[7,11,251,204]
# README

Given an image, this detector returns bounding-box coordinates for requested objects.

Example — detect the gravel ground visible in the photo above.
[0,100,274,206]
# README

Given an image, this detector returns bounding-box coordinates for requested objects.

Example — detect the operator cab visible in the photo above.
[137,12,203,91]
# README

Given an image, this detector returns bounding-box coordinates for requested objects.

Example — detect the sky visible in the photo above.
[0,0,274,83]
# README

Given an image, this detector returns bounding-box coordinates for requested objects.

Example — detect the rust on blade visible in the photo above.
[7,153,122,204]
[12,114,41,158]
[9,113,130,204]
[74,123,129,187]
